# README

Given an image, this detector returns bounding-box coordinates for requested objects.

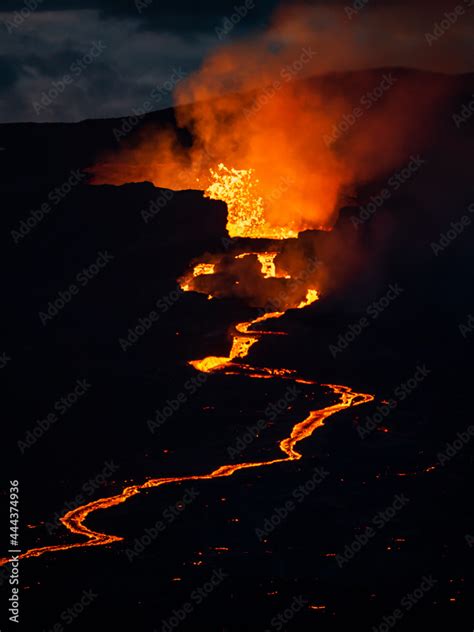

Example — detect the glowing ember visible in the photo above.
[205,164,297,239]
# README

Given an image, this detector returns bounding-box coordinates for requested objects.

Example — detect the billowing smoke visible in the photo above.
[91,2,455,237]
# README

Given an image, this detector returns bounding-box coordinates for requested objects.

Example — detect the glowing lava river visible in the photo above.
[0,170,375,569]
[0,269,374,568]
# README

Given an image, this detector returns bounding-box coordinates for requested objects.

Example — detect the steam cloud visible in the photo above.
[92,2,456,235]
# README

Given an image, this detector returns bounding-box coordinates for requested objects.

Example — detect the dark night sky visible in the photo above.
[0,0,472,123]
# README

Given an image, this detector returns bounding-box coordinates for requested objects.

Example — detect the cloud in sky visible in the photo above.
[0,1,472,123]
[0,9,222,122]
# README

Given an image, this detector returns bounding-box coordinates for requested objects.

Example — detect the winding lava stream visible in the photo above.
[1,274,374,568]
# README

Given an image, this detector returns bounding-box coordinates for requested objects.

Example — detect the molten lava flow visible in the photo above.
[180,262,217,293]
[0,242,374,570]
[186,263,318,373]
[235,252,290,279]
[0,381,372,567]
[256,253,278,278]
[193,263,215,276]
[180,251,292,295]
[0,169,373,570]
[189,310,286,374]
[189,330,259,373]
[235,311,286,334]
[205,164,298,239]
[0,234,374,569]
[297,289,319,308]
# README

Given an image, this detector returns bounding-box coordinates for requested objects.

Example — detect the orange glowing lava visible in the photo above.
[205,164,298,239]
[297,288,319,308]
[193,263,215,276]
[235,252,290,279]
[0,380,372,567]
[0,166,369,570]
[0,253,370,568]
